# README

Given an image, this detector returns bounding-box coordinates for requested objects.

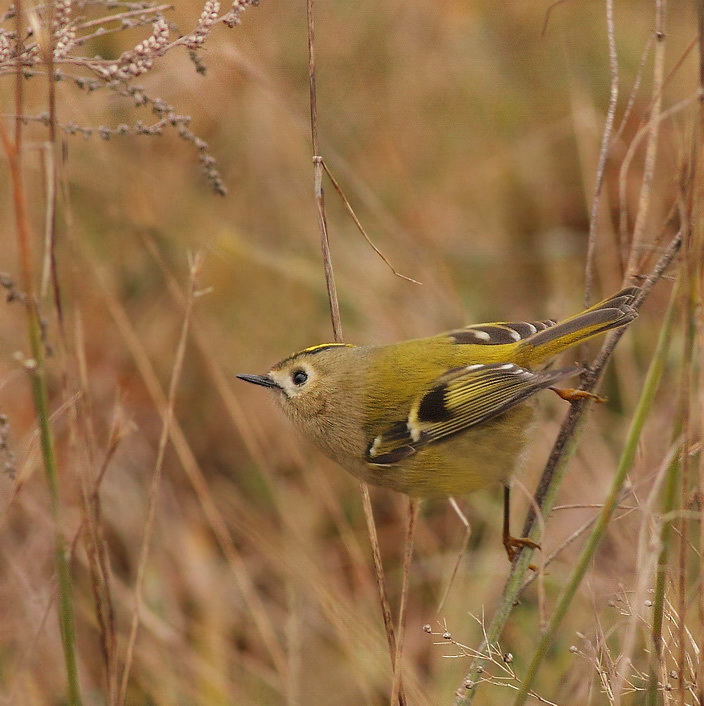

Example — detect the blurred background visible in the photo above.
[0,0,698,704]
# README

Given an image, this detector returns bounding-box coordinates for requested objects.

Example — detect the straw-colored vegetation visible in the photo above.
[0,1,701,704]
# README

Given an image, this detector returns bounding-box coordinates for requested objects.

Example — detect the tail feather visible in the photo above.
[518,286,639,364]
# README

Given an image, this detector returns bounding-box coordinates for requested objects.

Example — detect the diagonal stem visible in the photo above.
[454,232,681,705]
[511,270,679,706]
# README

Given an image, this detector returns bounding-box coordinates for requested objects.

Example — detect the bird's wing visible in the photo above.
[438,287,640,348]
[439,320,557,346]
[365,362,581,465]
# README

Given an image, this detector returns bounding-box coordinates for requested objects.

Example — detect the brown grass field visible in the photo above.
[0,1,702,704]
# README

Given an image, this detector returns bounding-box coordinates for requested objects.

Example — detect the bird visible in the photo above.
[238,286,640,560]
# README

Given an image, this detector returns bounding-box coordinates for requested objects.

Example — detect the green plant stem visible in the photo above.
[453,407,591,704]
[511,278,678,706]
[644,265,687,706]
[645,449,680,706]
[1,42,82,701]
[27,358,82,706]
[455,234,681,706]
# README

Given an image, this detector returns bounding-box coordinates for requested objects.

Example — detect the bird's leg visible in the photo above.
[502,485,540,563]
[549,386,607,403]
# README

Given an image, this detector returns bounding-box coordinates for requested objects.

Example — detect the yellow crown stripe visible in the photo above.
[299,343,354,355]
[276,342,355,368]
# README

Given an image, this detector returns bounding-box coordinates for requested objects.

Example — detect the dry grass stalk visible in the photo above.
[1,1,701,704]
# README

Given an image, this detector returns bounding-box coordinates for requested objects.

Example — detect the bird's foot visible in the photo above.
[549,386,607,404]
[503,535,541,564]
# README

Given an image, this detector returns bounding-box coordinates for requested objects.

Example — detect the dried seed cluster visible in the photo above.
[0,0,260,194]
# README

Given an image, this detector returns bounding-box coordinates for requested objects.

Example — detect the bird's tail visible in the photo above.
[518,286,640,364]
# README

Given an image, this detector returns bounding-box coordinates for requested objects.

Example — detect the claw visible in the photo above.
[550,386,607,403]
[503,535,541,563]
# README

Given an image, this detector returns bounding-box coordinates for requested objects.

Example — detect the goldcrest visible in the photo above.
[238,287,638,511]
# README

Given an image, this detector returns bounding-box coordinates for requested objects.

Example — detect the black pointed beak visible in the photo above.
[237,373,280,389]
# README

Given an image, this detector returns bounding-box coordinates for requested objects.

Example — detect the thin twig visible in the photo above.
[305,1,403,702]
[306,0,342,340]
[694,5,704,696]
[610,440,681,705]
[613,34,696,157]
[82,409,125,705]
[541,0,570,37]
[528,230,680,532]
[390,498,419,706]
[322,161,421,285]
[454,231,681,705]
[437,498,472,614]
[673,95,704,706]
[511,256,679,706]
[75,4,173,31]
[83,245,289,681]
[1,13,82,701]
[313,156,343,340]
[611,36,654,150]
[360,485,402,680]
[15,0,23,149]
[584,0,619,307]
[45,0,64,334]
[118,254,202,704]
[623,5,667,278]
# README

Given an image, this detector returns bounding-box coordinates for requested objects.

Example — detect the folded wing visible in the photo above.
[366,362,581,465]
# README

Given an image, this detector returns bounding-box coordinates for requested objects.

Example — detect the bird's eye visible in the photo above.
[292,369,308,386]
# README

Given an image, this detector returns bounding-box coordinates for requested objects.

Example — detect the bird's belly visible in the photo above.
[357,405,536,498]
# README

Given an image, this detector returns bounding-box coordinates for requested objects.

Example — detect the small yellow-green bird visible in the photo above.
[238,287,639,558]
